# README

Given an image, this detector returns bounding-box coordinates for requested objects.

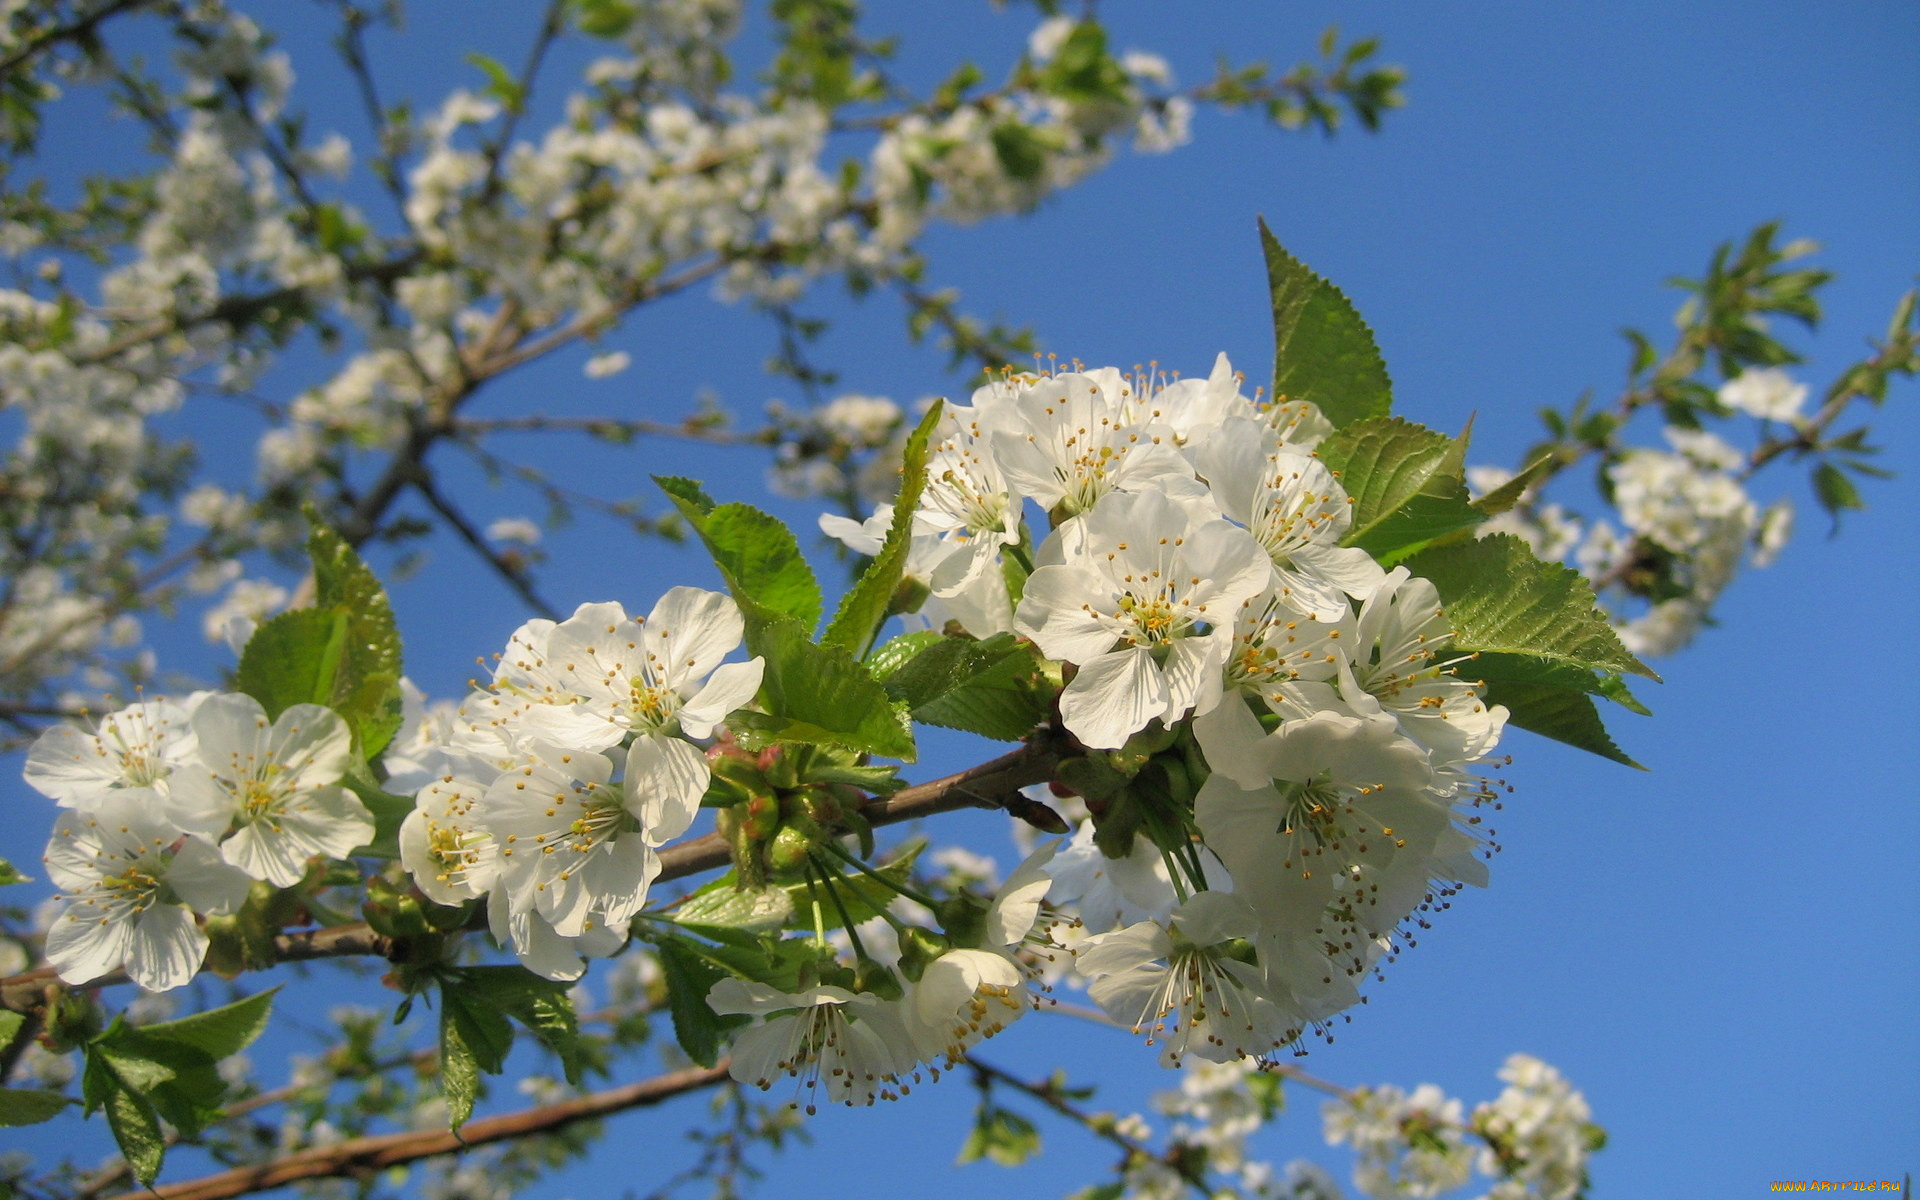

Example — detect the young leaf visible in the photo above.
[1404,535,1657,680]
[1261,218,1393,428]
[656,938,732,1068]
[1317,416,1471,546]
[822,400,943,656]
[0,856,28,886]
[676,880,797,932]
[872,633,1053,742]
[1470,451,1560,518]
[306,520,406,757]
[99,1075,165,1184]
[463,967,586,1086]
[657,480,822,632]
[135,988,278,1062]
[733,619,916,760]
[233,608,347,721]
[440,980,515,1129]
[1477,678,1643,769]
[0,1088,71,1127]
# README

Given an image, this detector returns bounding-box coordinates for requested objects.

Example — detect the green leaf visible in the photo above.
[1317,416,1475,557]
[733,619,915,760]
[1261,218,1393,428]
[675,880,796,932]
[823,401,943,656]
[658,481,821,633]
[0,1088,71,1127]
[95,1037,224,1136]
[873,632,1025,710]
[99,1071,165,1185]
[1466,652,1650,716]
[342,764,414,860]
[440,980,515,1129]
[136,988,277,1062]
[0,856,28,885]
[1813,460,1866,521]
[233,608,347,720]
[957,1104,1042,1166]
[865,629,944,676]
[306,519,406,757]
[465,52,525,113]
[575,0,637,37]
[656,938,732,1068]
[1404,535,1657,681]
[1478,678,1642,769]
[1471,452,1559,518]
[463,967,586,1086]
[870,632,1052,741]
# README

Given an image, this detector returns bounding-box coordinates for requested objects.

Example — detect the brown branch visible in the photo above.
[1,737,1064,1013]
[0,0,154,77]
[101,1062,732,1200]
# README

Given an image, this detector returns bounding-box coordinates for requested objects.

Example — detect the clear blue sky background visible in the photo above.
[5,2,1915,1195]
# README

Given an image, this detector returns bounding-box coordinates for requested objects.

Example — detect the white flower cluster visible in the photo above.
[823,356,1508,1064]
[27,692,373,991]
[390,588,763,981]
[1321,1054,1599,1200]
[1578,424,1791,656]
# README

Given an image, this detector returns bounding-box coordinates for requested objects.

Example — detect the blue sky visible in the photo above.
[5,2,1915,1195]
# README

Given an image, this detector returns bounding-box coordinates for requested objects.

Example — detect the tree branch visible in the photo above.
[100,1062,732,1200]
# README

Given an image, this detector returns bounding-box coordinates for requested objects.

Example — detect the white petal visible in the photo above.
[650,587,746,688]
[677,658,764,739]
[1059,646,1165,750]
[125,904,209,992]
[625,735,708,843]
[165,838,254,915]
[45,901,134,985]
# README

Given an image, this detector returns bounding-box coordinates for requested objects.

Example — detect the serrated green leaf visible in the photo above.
[463,967,585,1086]
[656,938,730,1068]
[738,619,915,759]
[88,1021,224,1136]
[234,607,346,720]
[306,520,406,757]
[876,632,1025,710]
[1478,678,1643,768]
[1348,488,1483,565]
[1466,652,1650,715]
[1261,218,1393,428]
[657,482,821,633]
[675,882,796,932]
[1318,416,1473,555]
[136,988,277,1062]
[823,401,944,656]
[1404,535,1657,681]
[440,980,514,1129]
[0,856,28,885]
[99,1071,165,1184]
[0,1087,70,1126]
[1471,452,1559,518]
[907,639,1057,742]
[865,629,945,676]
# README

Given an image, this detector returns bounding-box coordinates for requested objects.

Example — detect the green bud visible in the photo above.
[852,957,904,1002]
[767,824,815,879]
[936,895,988,947]
[895,926,950,983]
